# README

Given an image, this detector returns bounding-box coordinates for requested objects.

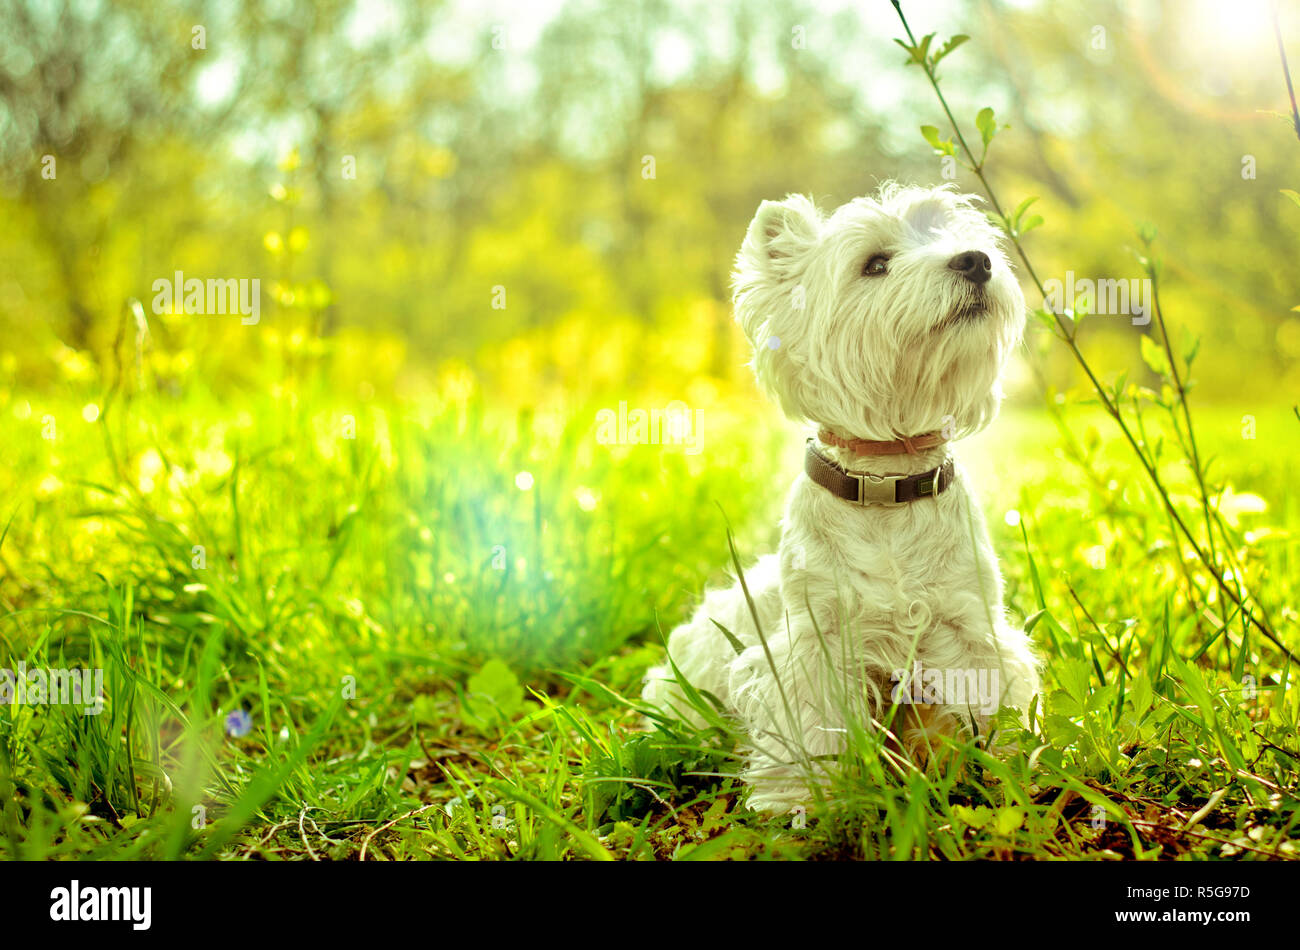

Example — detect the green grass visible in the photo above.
[1,367,1298,860]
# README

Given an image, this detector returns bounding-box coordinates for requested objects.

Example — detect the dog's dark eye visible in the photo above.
[862,254,890,277]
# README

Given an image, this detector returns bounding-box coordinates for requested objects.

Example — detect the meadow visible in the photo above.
[1,0,1298,861]
[2,344,1297,859]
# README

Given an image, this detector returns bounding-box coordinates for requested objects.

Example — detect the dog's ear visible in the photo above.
[732,196,821,410]
[739,195,820,280]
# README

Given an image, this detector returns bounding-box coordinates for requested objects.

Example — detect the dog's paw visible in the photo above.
[744,782,814,817]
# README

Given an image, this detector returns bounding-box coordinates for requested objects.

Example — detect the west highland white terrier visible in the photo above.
[643,183,1041,813]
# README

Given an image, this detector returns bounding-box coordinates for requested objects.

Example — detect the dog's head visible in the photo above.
[732,183,1025,440]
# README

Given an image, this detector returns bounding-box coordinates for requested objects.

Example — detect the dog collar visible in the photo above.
[817,427,947,456]
[805,439,955,507]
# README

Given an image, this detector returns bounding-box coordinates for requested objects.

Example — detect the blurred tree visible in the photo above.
[0,0,1294,400]
[0,0,236,348]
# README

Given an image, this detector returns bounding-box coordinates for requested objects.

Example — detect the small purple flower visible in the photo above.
[225,708,253,738]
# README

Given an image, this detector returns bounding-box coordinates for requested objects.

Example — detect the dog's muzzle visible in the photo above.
[948,250,992,285]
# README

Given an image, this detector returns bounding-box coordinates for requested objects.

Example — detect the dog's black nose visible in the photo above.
[948,250,992,285]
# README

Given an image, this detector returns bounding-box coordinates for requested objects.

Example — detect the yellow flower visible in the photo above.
[137,449,164,493]
[53,344,93,381]
[37,474,62,498]
[1216,486,1267,527]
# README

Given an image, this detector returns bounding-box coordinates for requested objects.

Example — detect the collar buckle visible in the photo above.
[855,472,905,507]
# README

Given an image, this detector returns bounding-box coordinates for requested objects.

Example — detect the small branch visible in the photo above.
[1066,581,1130,678]
[1129,818,1297,861]
[1275,1,1300,142]
[889,0,1296,666]
[359,803,440,861]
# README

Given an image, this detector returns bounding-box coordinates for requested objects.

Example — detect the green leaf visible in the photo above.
[1170,655,1215,719]
[915,32,935,65]
[1231,623,1249,685]
[1008,196,1043,237]
[1032,307,1061,333]
[1011,195,1039,224]
[700,796,730,833]
[466,659,524,719]
[1043,712,1084,745]
[1059,657,1092,707]
[930,33,969,68]
[976,107,997,148]
[953,804,992,829]
[1128,671,1154,724]
[710,618,746,656]
[919,124,954,156]
[994,806,1025,835]
[1280,189,1300,209]
[896,34,935,67]
[1139,335,1171,377]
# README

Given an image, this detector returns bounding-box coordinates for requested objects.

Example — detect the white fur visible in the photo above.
[642,183,1041,813]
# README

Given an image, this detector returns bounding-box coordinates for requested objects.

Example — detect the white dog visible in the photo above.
[643,183,1040,813]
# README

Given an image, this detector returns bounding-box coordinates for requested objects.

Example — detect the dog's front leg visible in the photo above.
[725,608,857,814]
[642,553,785,727]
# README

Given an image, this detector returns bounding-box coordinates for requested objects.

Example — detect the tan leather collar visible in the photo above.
[818,427,948,456]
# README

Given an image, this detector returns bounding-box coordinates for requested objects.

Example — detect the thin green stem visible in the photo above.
[890,0,1294,665]
[1274,1,1300,142]
[1146,272,1230,600]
